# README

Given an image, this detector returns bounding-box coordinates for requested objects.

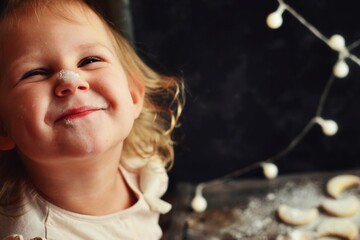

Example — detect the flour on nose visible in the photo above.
[58,69,80,83]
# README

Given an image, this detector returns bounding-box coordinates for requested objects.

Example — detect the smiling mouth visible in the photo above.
[55,106,106,124]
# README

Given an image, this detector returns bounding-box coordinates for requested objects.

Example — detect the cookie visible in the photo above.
[277,204,319,226]
[321,196,360,217]
[317,218,359,240]
[326,175,360,198]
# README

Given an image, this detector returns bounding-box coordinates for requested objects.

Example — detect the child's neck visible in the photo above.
[24,149,136,215]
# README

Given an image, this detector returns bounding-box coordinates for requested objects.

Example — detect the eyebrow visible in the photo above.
[77,42,115,56]
[11,42,114,66]
[7,51,43,77]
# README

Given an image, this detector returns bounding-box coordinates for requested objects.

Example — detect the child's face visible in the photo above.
[0,4,143,164]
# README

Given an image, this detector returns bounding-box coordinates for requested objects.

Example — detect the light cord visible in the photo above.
[191,0,360,212]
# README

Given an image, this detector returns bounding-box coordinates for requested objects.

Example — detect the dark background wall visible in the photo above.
[127,0,360,188]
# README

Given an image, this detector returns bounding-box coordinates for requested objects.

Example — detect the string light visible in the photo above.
[190,0,360,212]
[262,162,279,179]
[333,60,349,78]
[266,4,286,29]
[328,34,346,52]
[190,184,208,213]
[314,117,338,136]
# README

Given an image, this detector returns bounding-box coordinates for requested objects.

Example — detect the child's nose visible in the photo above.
[54,69,89,96]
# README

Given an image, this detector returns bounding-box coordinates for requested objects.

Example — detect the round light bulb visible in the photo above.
[321,119,338,136]
[333,60,349,78]
[191,193,208,213]
[315,117,338,136]
[266,12,283,29]
[329,34,346,51]
[262,162,278,179]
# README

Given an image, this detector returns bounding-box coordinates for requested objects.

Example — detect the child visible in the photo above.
[0,0,184,239]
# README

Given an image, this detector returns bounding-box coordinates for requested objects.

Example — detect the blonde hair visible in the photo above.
[0,0,184,211]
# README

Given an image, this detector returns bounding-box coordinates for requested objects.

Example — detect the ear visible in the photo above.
[129,76,145,119]
[0,122,15,151]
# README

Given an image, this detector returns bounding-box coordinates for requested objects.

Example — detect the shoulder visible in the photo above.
[0,189,47,239]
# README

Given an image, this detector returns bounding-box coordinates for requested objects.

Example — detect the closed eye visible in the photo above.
[21,68,50,80]
[78,56,102,67]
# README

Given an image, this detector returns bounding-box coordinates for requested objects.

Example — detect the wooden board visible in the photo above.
[166,170,360,240]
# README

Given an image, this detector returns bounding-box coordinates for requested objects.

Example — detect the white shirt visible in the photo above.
[0,166,167,240]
